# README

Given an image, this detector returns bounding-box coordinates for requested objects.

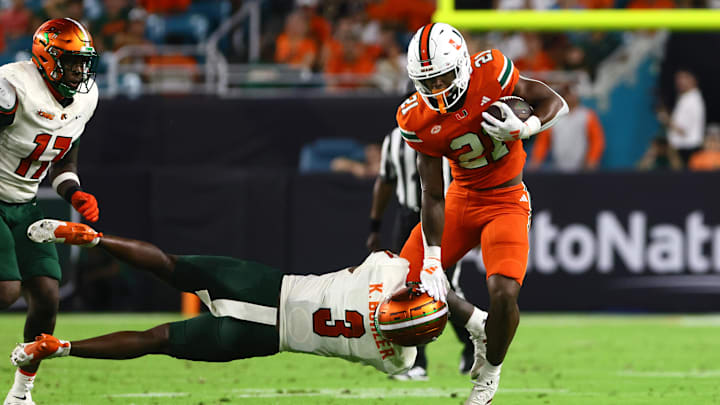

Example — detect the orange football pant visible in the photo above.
[400,182,531,285]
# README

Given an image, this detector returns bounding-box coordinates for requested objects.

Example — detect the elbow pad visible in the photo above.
[0,77,17,112]
[0,77,17,127]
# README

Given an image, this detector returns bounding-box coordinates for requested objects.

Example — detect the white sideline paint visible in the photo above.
[106,388,570,400]
[230,387,570,398]
[109,392,190,398]
[618,370,720,378]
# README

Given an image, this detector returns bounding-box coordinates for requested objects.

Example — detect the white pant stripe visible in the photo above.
[195,289,277,326]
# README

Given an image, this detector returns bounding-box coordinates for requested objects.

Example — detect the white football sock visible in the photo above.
[465,307,488,337]
[10,369,35,395]
[476,360,502,377]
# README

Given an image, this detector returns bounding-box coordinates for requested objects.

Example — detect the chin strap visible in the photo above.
[436,94,447,114]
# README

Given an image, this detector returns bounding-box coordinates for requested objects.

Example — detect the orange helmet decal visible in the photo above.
[32,18,98,98]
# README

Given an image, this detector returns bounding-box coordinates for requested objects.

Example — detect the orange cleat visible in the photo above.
[10,334,70,367]
[26,219,102,246]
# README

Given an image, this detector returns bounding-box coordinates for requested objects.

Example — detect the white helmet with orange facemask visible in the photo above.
[406,22,471,114]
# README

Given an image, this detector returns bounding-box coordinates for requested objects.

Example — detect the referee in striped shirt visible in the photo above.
[366,127,474,381]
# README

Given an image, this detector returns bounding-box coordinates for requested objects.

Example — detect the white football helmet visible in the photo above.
[406,22,471,113]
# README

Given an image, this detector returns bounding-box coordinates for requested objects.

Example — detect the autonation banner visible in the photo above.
[458,171,720,312]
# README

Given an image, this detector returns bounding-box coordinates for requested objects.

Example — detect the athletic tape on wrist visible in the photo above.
[424,246,441,261]
[52,172,81,193]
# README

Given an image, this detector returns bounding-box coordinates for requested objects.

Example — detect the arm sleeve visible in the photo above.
[584,111,605,166]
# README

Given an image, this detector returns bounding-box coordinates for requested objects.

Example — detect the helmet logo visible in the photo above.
[449,39,462,51]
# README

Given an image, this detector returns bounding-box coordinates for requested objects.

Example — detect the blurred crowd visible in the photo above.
[2,0,720,171]
[1,0,716,87]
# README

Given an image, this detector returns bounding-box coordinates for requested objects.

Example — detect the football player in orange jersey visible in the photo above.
[396,23,568,404]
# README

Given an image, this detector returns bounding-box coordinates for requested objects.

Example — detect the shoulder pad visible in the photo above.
[0,77,17,112]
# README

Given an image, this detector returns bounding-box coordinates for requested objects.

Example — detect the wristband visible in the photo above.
[52,172,83,203]
[52,171,80,193]
[370,219,381,232]
[424,245,441,261]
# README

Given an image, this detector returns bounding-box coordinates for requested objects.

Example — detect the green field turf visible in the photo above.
[1,313,719,405]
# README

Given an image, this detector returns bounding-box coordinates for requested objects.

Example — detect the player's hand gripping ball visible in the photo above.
[484,96,533,122]
[481,96,534,141]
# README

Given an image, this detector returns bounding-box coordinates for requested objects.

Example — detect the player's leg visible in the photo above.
[14,251,284,365]
[12,324,169,364]
[0,214,27,405]
[28,219,178,284]
[5,204,63,405]
[97,235,177,284]
[0,215,22,309]
[13,313,280,366]
[67,324,171,359]
[28,220,285,302]
[20,276,59,368]
[464,211,528,405]
[459,184,530,405]
[479,211,529,368]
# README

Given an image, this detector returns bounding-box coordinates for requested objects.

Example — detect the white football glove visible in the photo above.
[481,102,532,141]
[420,257,448,302]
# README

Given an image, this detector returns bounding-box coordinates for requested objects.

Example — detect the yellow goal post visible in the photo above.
[434,0,720,31]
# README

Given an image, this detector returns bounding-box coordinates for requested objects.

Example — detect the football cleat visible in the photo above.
[10,334,70,367]
[465,370,500,405]
[3,391,35,405]
[27,219,101,247]
[390,366,428,381]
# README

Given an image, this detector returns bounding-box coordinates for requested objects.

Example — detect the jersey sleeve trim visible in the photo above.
[399,128,422,143]
[0,100,17,115]
[497,55,515,90]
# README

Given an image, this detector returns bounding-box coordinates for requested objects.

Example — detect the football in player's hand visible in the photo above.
[484,96,533,122]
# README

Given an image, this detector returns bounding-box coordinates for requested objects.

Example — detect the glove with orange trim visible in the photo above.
[420,256,448,302]
[70,191,99,223]
[481,102,540,141]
